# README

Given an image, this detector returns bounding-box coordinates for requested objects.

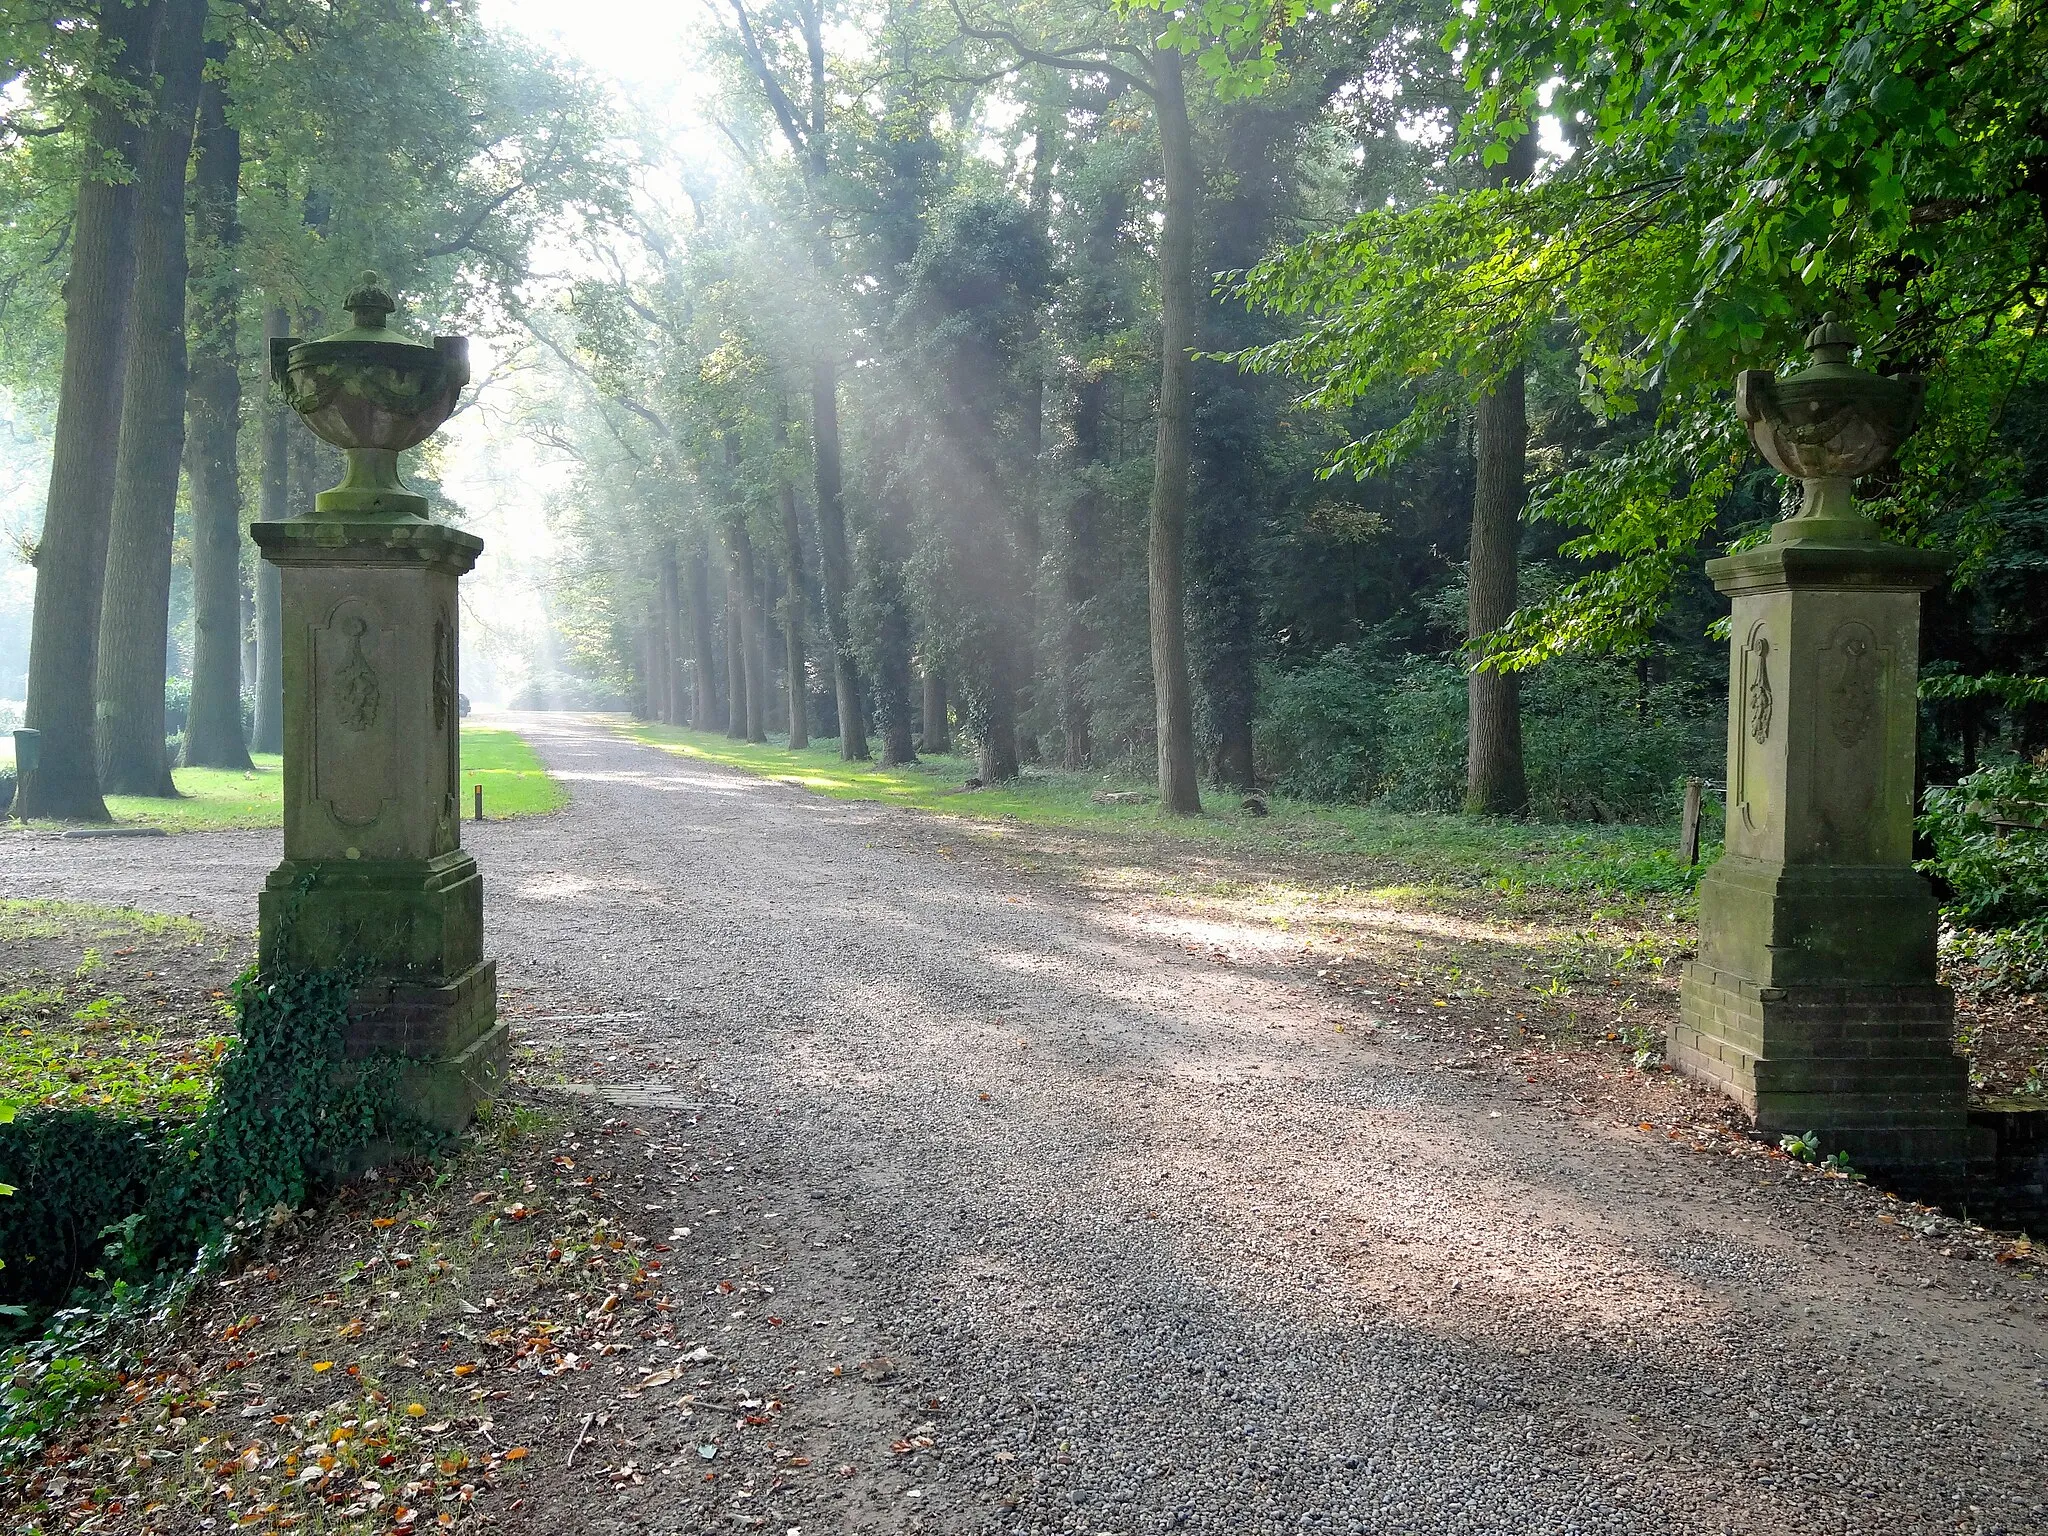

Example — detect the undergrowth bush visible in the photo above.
[1918,763,2048,929]
[1255,646,1720,822]
[1919,763,2048,996]
[0,879,437,1469]
[0,951,416,1313]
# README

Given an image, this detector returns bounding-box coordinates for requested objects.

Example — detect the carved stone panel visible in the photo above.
[1735,621,1773,834]
[435,609,459,832]
[313,598,396,828]
[1822,619,1881,748]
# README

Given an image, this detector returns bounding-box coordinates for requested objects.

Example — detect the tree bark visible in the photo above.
[638,618,658,719]
[1464,134,1536,818]
[657,540,684,724]
[97,0,207,796]
[775,432,809,748]
[978,654,1020,783]
[921,667,950,754]
[811,363,868,759]
[723,538,749,741]
[1146,46,1202,816]
[180,47,250,770]
[733,522,769,743]
[687,541,720,729]
[251,301,289,754]
[18,0,164,821]
[870,552,918,768]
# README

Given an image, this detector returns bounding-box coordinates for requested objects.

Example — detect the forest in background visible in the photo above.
[1,0,2045,834]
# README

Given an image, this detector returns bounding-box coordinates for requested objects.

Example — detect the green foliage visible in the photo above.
[1939,926,2048,997]
[0,1111,163,1309]
[0,904,432,1319]
[1211,0,2048,670]
[1780,1130,1822,1163]
[1254,644,1392,802]
[1256,643,1720,820]
[1917,764,2048,930]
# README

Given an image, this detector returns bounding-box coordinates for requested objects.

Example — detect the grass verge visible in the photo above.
[0,901,236,1120]
[621,722,1713,903]
[3,727,564,832]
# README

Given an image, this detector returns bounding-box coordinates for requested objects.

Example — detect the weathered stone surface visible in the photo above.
[1682,320,1970,1179]
[253,281,497,1133]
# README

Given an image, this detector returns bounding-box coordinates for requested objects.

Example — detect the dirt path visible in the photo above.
[7,712,2045,1536]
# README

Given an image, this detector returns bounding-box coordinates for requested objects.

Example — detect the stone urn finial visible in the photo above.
[269,274,470,519]
[1734,314,1926,545]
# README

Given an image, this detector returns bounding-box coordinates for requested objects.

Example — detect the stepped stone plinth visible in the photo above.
[1675,316,1974,1177]
[252,273,503,1132]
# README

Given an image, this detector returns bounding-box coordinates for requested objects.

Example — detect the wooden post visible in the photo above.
[473,782,483,823]
[1678,776,1704,866]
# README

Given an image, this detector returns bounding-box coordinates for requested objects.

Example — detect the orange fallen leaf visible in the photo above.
[503,1446,529,1461]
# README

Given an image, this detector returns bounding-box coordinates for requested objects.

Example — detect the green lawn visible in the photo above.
[622,722,1713,902]
[3,727,563,832]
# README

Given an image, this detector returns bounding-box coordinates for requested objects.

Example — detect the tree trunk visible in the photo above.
[776,443,809,748]
[921,667,950,755]
[759,562,785,734]
[732,522,768,743]
[724,540,749,741]
[180,48,251,770]
[811,362,868,759]
[687,542,720,729]
[638,619,658,719]
[1464,134,1535,818]
[17,0,164,821]
[871,562,918,768]
[251,301,289,754]
[97,0,207,796]
[658,540,684,725]
[978,654,1020,783]
[1146,46,1202,816]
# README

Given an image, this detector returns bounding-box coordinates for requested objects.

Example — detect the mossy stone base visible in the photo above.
[355,961,506,1134]
[259,851,482,977]
[1696,854,1941,987]
[260,856,499,1131]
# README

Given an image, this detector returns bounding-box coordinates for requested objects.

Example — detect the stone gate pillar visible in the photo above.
[1673,316,1972,1177]
[251,274,504,1132]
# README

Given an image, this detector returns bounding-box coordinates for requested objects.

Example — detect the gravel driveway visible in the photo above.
[7,712,2045,1536]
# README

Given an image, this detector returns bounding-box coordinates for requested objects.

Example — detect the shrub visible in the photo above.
[1377,659,1471,812]
[1254,645,1395,802]
[162,677,190,735]
[1257,646,1720,822]
[1918,762,2048,929]
[0,1112,163,1308]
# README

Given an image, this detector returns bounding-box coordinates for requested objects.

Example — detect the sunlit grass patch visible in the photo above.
[0,900,204,947]
[460,726,568,818]
[0,1021,227,1117]
[620,721,1712,903]
[7,727,563,832]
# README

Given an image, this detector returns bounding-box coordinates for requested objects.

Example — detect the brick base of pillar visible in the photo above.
[346,960,505,1134]
[1675,961,1978,1176]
